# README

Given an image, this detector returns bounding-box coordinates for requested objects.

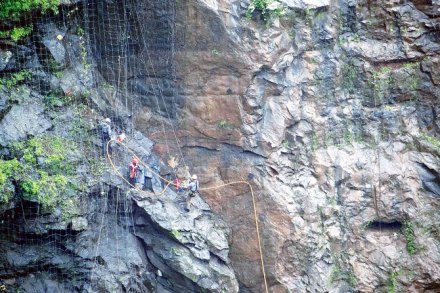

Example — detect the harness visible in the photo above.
[129,163,139,179]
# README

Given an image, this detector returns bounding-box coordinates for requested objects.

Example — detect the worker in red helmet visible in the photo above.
[129,158,140,187]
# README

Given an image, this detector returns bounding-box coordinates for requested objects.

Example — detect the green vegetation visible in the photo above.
[310,132,319,151]
[402,63,419,92]
[217,119,229,129]
[353,33,360,43]
[170,229,181,239]
[21,171,68,209]
[348,271,358,287]
[401,220,417,255]
[0,0,59,20]
[0,158,21,203]
[0,70,32,89]
[60,197,81,221]
[329,252,357,288]
[0,136,78,211]
[370,66,394,105]
[341,62,358,94]
[43,93,73,109]
[420,133,440,151]
[0,0,60,42]
[0,25,33,41]
[386,271,399,293]
[329,263,341,283]
[89,158,107,177]
[76,26,91,71]
[246,0,285,25]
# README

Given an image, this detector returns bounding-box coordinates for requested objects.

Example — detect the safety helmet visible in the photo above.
[132,158,138,164]
[191,174,197,180]
[104,118,111,123]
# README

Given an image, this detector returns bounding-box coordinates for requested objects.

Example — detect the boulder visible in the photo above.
[38,22,67,66]
[0,50,13,72]
[133,192,239,292]
[0,102,52,146]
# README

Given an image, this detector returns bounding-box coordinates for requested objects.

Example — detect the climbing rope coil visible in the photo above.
[106,139,269,293]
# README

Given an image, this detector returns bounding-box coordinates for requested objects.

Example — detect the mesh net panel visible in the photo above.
[0,0,180,291]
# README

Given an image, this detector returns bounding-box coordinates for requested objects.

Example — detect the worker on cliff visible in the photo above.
[185,174,199,211]
[129,158,140,187]
[100,118,112,155]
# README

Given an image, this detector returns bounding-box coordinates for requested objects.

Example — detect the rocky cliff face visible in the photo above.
[1,0,439,292]
[160,0,440,291]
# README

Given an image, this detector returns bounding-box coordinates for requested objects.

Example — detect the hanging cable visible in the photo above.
[130,0,188,169]
[106,139,269,292]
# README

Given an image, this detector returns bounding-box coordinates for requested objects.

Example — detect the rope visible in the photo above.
[130,1,188,169]
[200,180,269,293]
[106,140,173,196]
[106,139,269,292]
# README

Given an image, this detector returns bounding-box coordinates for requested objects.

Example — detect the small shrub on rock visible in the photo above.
[246,0,285,24]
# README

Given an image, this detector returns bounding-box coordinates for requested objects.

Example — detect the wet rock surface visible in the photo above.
[0,0,440,292]
[0,100,52,147]
[144,0,440,291]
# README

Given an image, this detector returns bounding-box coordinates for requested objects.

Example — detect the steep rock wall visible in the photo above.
[0,1,239,292]
[137,0,440,291]
[0,0,439,292]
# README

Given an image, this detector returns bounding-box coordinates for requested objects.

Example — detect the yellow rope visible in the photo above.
[106,140,172,196]
[201,180,269,293]
[106,139,269,292]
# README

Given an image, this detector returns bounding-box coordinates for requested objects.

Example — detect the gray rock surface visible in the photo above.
[133,195,238,292]
[1,0,440,292]
[39,22,66,65]
[0,50,13,71]
[0,101,52,147]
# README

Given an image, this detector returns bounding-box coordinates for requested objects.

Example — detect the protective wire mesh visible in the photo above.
[0,0,183,291]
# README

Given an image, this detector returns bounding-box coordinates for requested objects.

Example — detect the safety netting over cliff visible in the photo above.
[0,0,187,291]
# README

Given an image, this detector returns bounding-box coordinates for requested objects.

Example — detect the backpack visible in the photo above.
[189,180,199,192]
[101,123,111,136]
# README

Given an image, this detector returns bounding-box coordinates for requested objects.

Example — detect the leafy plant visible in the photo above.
[330,264,341,283]
[386,271,399,293]
[44,93,73,109]
[246,0,285,25]
[22,171,68,209]
[0,0,59,42]
[401,220,417,255]
[0,25,33,41]
[353,33,360,42]
[348,271,357,287]
[0,0,60,20]
[0,158,22,203]
[89,158,107,176]
[60,197,80,221]
[4,136,78,210]
[0,70,32,89]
